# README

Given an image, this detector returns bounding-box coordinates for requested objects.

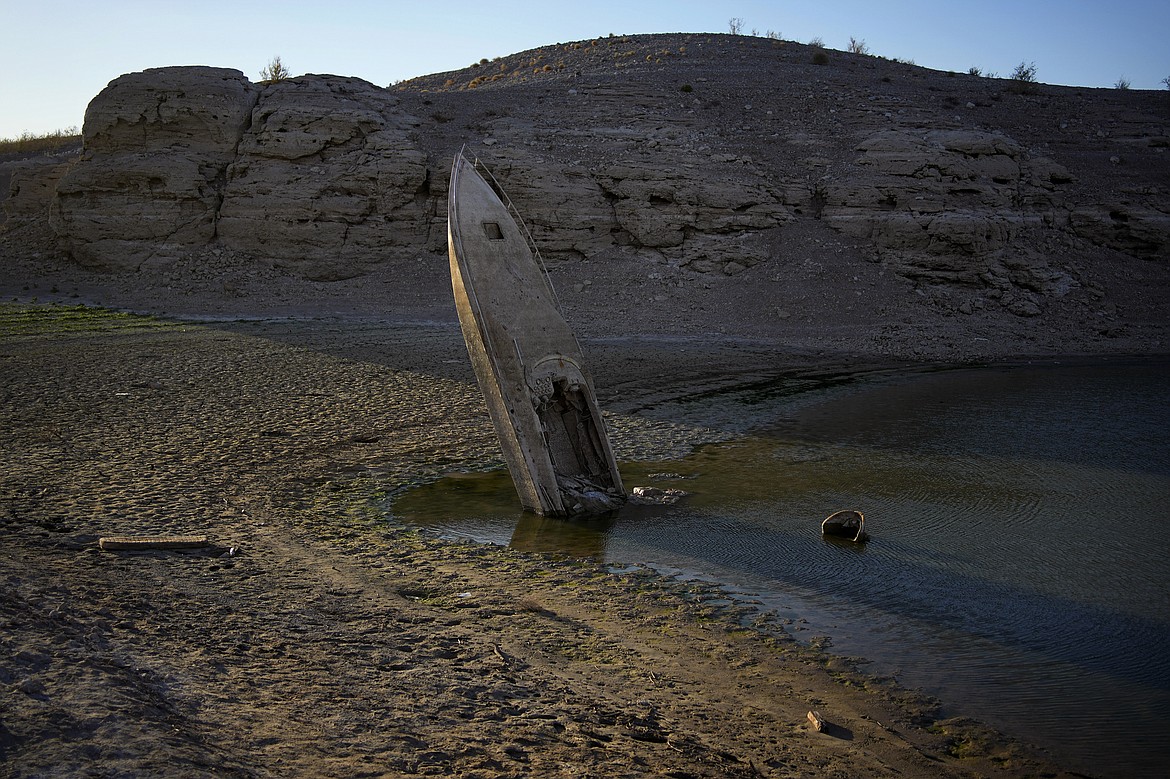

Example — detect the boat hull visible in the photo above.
[447,152,624,516]
[822,510,868,542]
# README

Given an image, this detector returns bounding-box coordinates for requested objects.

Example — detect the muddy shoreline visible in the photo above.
[0,305,1104,777]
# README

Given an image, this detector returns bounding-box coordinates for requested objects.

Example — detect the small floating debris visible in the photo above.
[821,510,868,542]
[99,535,210,551]
[629,486,689,505]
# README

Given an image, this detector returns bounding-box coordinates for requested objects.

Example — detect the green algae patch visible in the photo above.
[0,303,175,338]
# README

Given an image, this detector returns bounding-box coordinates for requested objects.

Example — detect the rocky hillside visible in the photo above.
[2,33,1168,359]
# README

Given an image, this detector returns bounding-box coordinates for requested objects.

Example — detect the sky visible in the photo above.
[2,0,1168,139]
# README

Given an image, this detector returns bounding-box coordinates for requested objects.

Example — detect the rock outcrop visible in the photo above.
[1070,203,1170,259]
[807,128,1083,313]
[475,149,789,275]
[48,67,258,271]
[28,63,805,280]
[1,157,73,227]
[217,76,429,280]
[3,34,1168,329]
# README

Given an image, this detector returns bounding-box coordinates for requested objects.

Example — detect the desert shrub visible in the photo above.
[765,30,780,40]
[259,55,290,83]
[812,49,830,66]
[680,83,693,92]
[968,66,982,76]
[0,127,82,154]
[847,37,868,55]
[1163,75,1170,90]
[1007,61,1038,93]
[808,36,825,48]
[1115,76,1131,90]
[1010,60,1037,83]
[728,17,744,35]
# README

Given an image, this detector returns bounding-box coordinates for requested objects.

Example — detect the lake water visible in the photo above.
[390,362,1170,778]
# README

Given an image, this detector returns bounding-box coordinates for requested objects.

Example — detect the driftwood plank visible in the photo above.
[99,535,210,551]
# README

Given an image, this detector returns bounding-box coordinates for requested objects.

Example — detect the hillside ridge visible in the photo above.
[2,32,1168,361]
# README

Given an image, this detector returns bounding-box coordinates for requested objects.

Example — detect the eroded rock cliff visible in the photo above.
[49,66,257,271]
[217,76,429,280]
[2,33,1168,352]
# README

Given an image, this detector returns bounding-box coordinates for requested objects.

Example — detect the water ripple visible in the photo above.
[393,362,1170,778]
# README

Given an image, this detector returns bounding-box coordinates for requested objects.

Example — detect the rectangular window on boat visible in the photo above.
[483,222,504,240]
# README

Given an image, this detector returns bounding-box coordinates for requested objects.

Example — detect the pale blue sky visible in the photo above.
[2,0,1168,139]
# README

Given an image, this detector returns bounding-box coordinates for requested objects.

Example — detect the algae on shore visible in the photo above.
[0,313,1080,778]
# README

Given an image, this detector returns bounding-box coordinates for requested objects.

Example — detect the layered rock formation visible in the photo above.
[49,67,257,271]
[477,148,789,275]
[217,76,429,280]
[1,156,73,225]
[2,33,1168,329]
[28,69,436,280]
[812,128,1081,315]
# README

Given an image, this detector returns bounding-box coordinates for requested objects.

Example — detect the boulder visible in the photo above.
[49,67,257,270]
[53,154,239,270]
[81,66,256,154]
[44,68,433,279]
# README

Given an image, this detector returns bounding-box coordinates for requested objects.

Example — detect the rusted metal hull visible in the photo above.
[447,152,625,516]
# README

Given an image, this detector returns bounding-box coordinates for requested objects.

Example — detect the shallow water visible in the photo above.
[391,362,1170,778]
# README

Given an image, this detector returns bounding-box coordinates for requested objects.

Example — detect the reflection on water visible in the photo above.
[390,362,1170,779]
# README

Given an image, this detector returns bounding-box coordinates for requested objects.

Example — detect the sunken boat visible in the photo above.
[447,151,625,516]
[822,509,868,542]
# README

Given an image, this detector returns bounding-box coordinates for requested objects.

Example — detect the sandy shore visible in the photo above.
[1,304,1086,778]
